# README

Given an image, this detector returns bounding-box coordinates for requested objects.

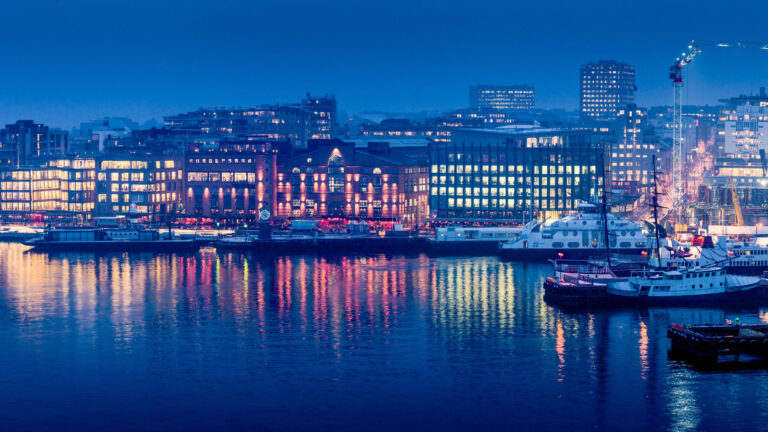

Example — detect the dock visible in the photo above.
[668,323,768,366]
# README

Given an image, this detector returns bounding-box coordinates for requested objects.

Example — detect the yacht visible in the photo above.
[0,226,43,242]
[429,226,523,252]
[661,235,768,275]
[498,203,650,260]
[606,266,763,304]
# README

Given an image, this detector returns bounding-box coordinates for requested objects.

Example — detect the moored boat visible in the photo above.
[25,227,196,252]
[606,266,764,305]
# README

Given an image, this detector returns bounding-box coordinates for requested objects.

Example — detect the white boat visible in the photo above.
[606,266,763,304]
[429,226,523,252]
[0,226,43,242]
[498,203,650,260]
[661,235,768,275]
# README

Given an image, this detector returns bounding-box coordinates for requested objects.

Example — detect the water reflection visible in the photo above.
[2,244,768,430]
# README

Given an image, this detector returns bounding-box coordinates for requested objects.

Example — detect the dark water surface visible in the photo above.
[2,243,768,431]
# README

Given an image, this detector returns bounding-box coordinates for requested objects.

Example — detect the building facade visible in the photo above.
[580,61,636,122]
[0,121,70,167]
[95,155,183,220]
[469,85,536,110]
[275,139,429,226]
[184,143,277,220]
[716,89,768,159]
[429,126,605,221]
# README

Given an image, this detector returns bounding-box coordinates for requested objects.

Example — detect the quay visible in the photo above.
[668,323,768,366]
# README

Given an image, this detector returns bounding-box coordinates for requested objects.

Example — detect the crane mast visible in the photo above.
[668,41,700,213]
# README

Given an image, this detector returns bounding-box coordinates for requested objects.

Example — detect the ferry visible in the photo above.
[429,226,523,253]
[606,266,764,304]
[498,203,650,260]
[24,227,196,252]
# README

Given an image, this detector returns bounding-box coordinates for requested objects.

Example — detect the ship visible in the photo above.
[24,227,196,252]
[661,235,768,275]
[498,203,650,261]
[606,266,764,304]
[428,226,523,253]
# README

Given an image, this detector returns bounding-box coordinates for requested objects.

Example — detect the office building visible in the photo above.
[580,61,636,121]
[469,85,535,110]
[95,155,183,220]
[184,140,278,220]
[429,126,605,221]
[715,88,768,159]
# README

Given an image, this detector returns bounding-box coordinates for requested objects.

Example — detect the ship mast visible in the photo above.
[600,152,612,268]
[651,155,662,266]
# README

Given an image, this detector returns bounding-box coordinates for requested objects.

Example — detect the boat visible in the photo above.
[24,227,196,252]
[428,226,523,253]
[606,266,764,305]
[661,235,768,275]
[498,203,650,260]
[0,226,43,242]
[543,259,622,307]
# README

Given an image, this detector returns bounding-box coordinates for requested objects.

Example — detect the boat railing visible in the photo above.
[553,260,612,275]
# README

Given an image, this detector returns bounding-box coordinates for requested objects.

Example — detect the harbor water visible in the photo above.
[2,243,768,431]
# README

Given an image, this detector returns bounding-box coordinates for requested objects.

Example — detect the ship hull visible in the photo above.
[500,247,647,261]
[26,239,197,252]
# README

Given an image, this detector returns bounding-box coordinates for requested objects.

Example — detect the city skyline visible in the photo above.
[3,0,768,129]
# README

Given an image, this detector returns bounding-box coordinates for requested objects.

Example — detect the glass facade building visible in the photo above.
[429,127,605,221]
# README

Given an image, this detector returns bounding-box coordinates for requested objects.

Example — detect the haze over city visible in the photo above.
[4,0,768,128]
[5,1,768,431]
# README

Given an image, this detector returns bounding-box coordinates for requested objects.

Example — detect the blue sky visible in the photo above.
[3,0,768,128]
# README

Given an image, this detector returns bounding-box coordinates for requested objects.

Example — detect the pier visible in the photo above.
[668,323,768,366]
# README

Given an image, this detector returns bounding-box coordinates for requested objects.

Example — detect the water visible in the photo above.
[2,243,768,431]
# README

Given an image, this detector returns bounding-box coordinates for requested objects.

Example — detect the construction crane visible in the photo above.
[668,41,701,211]
[729,176,745,226]
[668,40,768,218]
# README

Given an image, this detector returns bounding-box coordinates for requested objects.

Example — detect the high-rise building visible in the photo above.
[429,126,605,221]
[580,61,636,121]
[469,85,535,110]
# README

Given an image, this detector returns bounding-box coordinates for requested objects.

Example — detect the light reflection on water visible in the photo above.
[1,243,768,431]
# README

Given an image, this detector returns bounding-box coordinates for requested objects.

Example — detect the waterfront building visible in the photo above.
[580,60,636,121]
[469,85,535,111]
[49,158,97,218]
[0,157,95,221]
[0,121,70,166]
[429,126,605,221]
[276,139,429,226]
[95,155,183,221]
[184,140,278,220]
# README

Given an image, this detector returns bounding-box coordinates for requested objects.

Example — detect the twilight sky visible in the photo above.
[3,0,768,128]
